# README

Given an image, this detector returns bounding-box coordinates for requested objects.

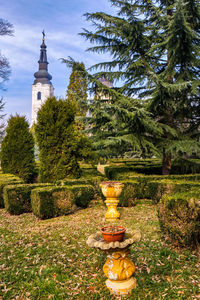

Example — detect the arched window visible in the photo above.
[37,91,41,100]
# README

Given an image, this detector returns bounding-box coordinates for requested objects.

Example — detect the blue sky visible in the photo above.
[1,0,115,124]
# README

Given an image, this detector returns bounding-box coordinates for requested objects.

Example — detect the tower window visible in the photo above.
[37,91,41,100]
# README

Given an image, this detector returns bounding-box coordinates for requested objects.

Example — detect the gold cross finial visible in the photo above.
[42,30,45,41]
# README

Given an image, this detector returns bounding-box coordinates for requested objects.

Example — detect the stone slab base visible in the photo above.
[106,277,136,296]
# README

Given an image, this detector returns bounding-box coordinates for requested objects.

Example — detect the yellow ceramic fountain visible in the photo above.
[87,230,141,296]
[100,181,124,221]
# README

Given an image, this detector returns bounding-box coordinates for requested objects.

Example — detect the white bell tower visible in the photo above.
[31,32,54,125]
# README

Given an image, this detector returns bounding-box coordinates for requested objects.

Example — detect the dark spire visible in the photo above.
[33,31,52,84]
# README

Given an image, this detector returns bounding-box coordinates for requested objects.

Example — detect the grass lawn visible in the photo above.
[0,199,200,299]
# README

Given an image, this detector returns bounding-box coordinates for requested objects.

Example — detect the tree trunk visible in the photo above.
[162,149,172,175]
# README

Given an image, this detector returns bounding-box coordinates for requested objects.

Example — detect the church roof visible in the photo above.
[33,32,52,85]
[99,77,113,88]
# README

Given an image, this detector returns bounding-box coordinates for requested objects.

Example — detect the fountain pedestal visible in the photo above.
[100,181,124,221]
[87,230,141,296]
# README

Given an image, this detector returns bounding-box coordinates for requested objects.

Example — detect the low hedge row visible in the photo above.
[105,159,200,180]
[3,183,53,214]
[158,190,200,247]
[118,181,140,207]
[118,179,200,206]
[56,175,105,198]
[120,174,200,182]
[145,180,200,203]
[31,185,94,219]
[3,182,95,218]
[0,174,23,208]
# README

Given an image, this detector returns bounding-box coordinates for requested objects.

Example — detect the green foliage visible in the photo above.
[105,159,200,180]
[56,178,89,186]
[102,176,200,206]
[0,174,23,208]
[56,167,105,199]
[68,185,94,208]
[3,183,52,215]
[31,186,76,219]
[0,98,5,140]
[0,115,36,183]
[61,57,88,117]
[31,185,94,219]
[158,190,200,247]
[145,180,200,203]
[86,78,162,160]
[118,181,140,207]
[81,0,200,172]
[35,97,93,182]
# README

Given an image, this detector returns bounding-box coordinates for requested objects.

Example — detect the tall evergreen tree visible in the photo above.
[87,78,161,160]
[61,57,88,117]
[81,0,200,174]
[0,115,36,182]
[35,97,93,182]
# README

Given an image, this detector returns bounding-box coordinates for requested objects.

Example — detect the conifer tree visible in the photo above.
[35,97,92,182]
[61,57,88,117]
[1,115,36,182]
[81,0,200,174]
[87,78,161,160]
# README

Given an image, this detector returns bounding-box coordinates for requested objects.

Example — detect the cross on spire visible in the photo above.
[42,30,45,41]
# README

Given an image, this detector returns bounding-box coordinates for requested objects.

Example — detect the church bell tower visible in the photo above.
[31,31,54,124]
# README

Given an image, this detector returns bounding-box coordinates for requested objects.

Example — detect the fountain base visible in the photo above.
[106,277,137,296]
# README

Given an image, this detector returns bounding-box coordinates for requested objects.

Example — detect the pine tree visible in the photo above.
[0,115,36,182]
[81,0,200,174]
[35,97,93,182]
[87,78,161,160]
[61,57,88,117]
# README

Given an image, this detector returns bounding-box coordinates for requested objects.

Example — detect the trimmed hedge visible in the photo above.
[145,180,200,203]
[105,159,200,180]
[69,185,95,208]
[56,175,105,198]
[104,165,162,179]
[31,186,75,219]
[112,179,200,206]
[121,174,200,181]
[3,183,53,214]
[158,190,200,247]
[56,178,89,186]
[118,181,140,207]
[31,185,95,219]
[0,174,23,208]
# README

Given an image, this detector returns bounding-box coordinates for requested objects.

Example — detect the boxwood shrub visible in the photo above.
[56,176,104,198]
[107,178,200,206]
[31,186,76,219]
[0,174,23,208]
[118,181,141,207]
[3,183,53,214]
[105,159,200,180]
[145,180,200,203]
[31,185,94,219]
[158,190,200,247]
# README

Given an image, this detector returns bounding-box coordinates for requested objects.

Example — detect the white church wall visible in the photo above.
[31,82,54,125]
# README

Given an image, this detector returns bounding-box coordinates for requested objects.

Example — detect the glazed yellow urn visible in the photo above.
[87,230,141,296]
[100,181,124,221]
[103,248,137,295]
